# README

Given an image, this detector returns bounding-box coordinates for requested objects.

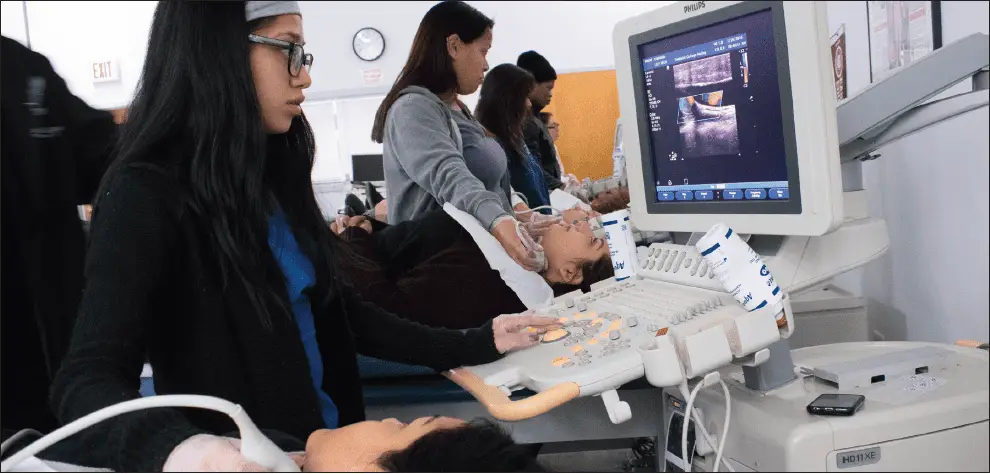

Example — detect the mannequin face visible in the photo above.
[305,417,464,472]
[560,208,601,236]
[540,221,609,285]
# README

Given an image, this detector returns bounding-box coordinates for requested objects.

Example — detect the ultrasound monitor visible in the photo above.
[614,1,844,236]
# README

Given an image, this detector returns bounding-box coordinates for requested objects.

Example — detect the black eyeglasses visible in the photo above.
[248,34,314,77]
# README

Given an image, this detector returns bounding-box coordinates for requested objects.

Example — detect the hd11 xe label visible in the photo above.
[836,446,881,469]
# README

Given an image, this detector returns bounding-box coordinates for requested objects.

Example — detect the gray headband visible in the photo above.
[245,1,301,22]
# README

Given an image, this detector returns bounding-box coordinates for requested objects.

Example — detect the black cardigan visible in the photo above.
[337,211,528,329]
[48,164,502,472]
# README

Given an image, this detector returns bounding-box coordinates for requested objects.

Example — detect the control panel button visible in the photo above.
[564,298,575,308]
[577,301,588,312]
[627,317,638,327]
[541,329,569,343]
[609,330,621,340]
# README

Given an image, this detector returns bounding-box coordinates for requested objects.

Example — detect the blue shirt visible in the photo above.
[267,209,339,428]
[506,143,552,214]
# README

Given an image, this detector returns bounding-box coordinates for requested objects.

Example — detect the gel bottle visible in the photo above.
[696,223,787,328]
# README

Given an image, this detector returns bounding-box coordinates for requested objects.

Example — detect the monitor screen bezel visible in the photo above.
[628,0,802,215]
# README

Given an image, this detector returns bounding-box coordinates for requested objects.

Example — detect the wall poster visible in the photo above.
[867,1,942,83]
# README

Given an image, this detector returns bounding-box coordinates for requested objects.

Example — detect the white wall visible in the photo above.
[8,1,672,180]
[300,1,672,100]
[22,1,157,110]
[827,1,990,344]
[1,1,28,46]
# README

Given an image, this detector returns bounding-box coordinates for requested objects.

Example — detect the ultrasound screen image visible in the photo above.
[638,8,788,202]
[673,53,733,91]
[677,92,740,157]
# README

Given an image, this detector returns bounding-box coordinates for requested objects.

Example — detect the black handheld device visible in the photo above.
[807,393,865,416]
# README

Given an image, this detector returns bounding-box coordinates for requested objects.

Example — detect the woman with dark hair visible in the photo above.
[47,2,555,472]
[475,64,553,213]
[371,1,555,273]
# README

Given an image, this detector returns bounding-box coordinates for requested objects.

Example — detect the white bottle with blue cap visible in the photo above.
[601,209,638,282]
[696,222,787,327]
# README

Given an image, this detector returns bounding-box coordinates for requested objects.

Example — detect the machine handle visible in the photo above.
[444,368,580,421]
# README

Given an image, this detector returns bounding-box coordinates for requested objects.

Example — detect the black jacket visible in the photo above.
[338,210,528,329]
[48,164,502,472]
[1,36,117,434]
[522,109,563,191]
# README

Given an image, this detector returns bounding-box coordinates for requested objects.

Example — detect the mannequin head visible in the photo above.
[305,417,544,472]
[537,220,613,295]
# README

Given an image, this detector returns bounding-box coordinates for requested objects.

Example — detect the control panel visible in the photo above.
[450,278,791,424]
[638,243,723,291]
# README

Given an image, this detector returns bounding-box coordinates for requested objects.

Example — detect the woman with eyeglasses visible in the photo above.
[47,2,554,472]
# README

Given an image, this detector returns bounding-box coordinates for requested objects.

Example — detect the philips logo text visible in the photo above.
[684,1,706,14]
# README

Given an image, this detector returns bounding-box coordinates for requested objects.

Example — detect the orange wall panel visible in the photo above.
[544,69,619,181]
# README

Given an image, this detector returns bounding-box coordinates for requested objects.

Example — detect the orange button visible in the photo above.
[657,327,669,336]
[552,356,570,366]
[592,318,604,326]
[558,317,569,323]
[588,338,599,345]
[571,345,584,353]
[542,329,569,343]
[586,312,598,318]
[609,320,622,331]
[526,327,539,333]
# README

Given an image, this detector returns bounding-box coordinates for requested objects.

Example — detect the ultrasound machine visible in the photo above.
[446,1,990,472]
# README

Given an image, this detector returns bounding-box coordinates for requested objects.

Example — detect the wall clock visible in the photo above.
[353,27,385,62]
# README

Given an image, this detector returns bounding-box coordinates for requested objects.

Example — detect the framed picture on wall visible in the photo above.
[866,1,942,83]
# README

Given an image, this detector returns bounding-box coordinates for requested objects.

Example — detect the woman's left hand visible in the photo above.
[491,313,562,353]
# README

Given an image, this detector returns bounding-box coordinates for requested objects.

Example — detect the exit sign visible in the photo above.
[91,59,120,83]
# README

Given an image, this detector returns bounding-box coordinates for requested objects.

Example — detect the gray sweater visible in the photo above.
[383,86,511,229]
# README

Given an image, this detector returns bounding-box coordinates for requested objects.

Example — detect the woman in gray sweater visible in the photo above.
[371,1,550,272]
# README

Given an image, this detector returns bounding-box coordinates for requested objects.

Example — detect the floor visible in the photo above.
[539,448,637,472]
[535,438,659,472]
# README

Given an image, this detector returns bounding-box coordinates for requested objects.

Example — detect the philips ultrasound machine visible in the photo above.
[447,1,990,472]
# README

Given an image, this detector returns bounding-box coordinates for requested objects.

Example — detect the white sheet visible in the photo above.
[442,204,554,310]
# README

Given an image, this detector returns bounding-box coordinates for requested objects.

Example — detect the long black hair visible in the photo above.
[95,1,336,327]
[475,64,536,160]
[371,1,494,143]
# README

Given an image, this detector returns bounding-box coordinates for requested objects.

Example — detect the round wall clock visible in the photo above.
[353,27,385,62]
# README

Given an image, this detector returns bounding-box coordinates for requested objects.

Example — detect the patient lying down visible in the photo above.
[305,417,543,472]
[333,207,613,329]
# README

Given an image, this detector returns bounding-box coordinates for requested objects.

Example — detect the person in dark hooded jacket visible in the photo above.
[517,50,564,192]
[1,35,118,437]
